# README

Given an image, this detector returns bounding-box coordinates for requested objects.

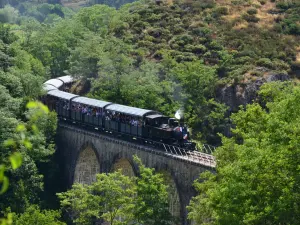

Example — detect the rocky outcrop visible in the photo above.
[216,73,290,112]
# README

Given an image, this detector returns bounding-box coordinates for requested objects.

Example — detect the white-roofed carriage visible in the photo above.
[104,104,158,137]
[71,97,111,127]
[46,90,78,118]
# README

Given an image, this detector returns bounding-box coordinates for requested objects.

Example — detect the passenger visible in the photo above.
[82,106,87,114]
[87,107,91,116]
[77,104,82,112]
[92,108,96,116]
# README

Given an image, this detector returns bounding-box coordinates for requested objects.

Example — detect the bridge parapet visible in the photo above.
[58,122,216,168]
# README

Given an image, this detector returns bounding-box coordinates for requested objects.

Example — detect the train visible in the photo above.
[42,76,196,150]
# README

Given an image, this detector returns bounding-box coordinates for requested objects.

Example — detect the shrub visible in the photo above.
[250,70,264,76]
[192,27,212,37]
[138,40,154,48]
[148,28,163,38]
[192,44,207,54]
[173,25,185,34]
[175,52,197,62]
[207,41,222,51]
[192,0,215,10]
[213,6,229,18]
[235,56,254,65]
[247,8,258,15]
[231,0,244,6]
[242,14,260,23]
[258,0,266,5]
[256,58,273,69]
[184,44,194,52]
[272,59,291,71]
[276,1,294,10]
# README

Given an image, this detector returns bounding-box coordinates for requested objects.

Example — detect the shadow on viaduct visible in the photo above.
[56,122,214,225]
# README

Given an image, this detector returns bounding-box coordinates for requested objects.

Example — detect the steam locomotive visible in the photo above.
[43,76,196,150]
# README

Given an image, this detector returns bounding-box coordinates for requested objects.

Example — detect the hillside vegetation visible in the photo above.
[0,0,298,144]
[0,0,300,224]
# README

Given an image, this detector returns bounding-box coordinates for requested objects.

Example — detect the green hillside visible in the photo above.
[2,0,296,145]
[1,1,300,224]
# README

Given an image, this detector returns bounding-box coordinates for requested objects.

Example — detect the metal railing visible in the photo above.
[59,121,216,168]
[162,144,216,168]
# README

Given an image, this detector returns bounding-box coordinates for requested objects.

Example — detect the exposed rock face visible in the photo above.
[266,73,290,82]
[216,73,290,112]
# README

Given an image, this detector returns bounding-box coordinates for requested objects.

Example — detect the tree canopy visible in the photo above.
[188,81,300,224]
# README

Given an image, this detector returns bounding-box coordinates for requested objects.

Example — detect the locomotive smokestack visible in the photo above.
[175,109,184,126]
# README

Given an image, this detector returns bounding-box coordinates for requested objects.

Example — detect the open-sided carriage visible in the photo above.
[104,104,157,137]
[46,90,78,117]
[71,97,111,127]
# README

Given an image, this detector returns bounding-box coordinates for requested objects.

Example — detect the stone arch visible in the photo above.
[159,170,181,223]
[111,157,136,177]
[73,144,100,185]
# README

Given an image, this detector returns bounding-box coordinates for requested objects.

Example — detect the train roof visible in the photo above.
[47,89,78,100]
[105,104,156,117]
[72,97,111,108]
[146,114,165,119]
[44,79,63,89]
[57,75,73,84]
[43,83,57,92]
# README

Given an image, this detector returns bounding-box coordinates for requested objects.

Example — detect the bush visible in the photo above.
[192,0,215,10]
[173,25,185,34]
[208,41,223,51]
[213,6,229,18]
[247,8,258,15]
[272,59,291,71]
[242,14,260,23]
[256,58,273,69]
[192,27,212,37]
[231,0,244,6]
[192,44,207,54]
[250,70,264,76]
[258,0,266,5]
[276,1,295,10]
[235,56,255,65]
[184,44,194,52]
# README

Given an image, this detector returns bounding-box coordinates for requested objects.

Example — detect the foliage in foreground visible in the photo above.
[11,205,65,225]
[0,101,60,225]
[188,81,300,224]
[58,156,173,225]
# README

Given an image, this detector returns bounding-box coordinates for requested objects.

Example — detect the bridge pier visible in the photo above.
[56,123,214,225]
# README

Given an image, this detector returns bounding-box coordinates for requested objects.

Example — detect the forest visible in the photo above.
[0,0,300,224]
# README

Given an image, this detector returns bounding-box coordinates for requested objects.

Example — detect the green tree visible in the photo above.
[134,156,172,225]
[12,205,65,225]
[58,184,98,225]
[92,172,136,225]
[58,171,136,225]
[75,4,117,34]
[88,37,133,101]
[188,81,300,224]
[0,102,53,213]
[120,61,177,113]
[169,60,227,144]
[0,101,52,223]
[68,34,103,79]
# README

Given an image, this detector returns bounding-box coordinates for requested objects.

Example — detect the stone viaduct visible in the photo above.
[56,122,215,225]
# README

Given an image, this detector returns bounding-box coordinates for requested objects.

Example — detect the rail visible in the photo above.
[162,144,216,167]
[58,121,216,168]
